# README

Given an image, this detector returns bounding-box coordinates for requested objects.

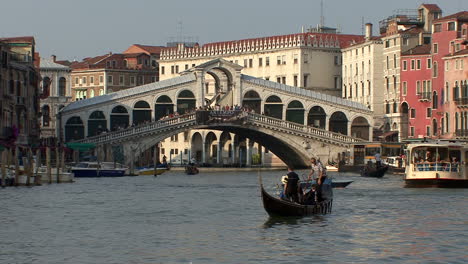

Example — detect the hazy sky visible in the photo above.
[1,0,466,61]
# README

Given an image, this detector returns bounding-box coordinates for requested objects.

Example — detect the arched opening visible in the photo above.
[177,90,195,114]
[155,95,174,120]
[110,105,129,131]
[351,117,370,140]
[242,90,261,114]
[58,77,66,96]
[307,106,326,129]
[42,105,50,127]
[401,102,409,139]
[42,76,51,98]
[433,119,438,136]
[88,111,107,137]
[264,95,283,119]
[286,100,304,124]
[65,116,84,142]
[204,132,218,165]
[190,132,203,164]
[329,111,348,134]
[219,131,233,165]
[133,100,151,125]
[432,91,438,109]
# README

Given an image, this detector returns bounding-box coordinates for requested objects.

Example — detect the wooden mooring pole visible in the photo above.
[14,146,19,186]
[1,150,6,187]
[46,147,51,184]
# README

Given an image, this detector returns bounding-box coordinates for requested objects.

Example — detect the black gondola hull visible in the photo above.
[361,166,388,178]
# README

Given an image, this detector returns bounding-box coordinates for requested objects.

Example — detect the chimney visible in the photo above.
[365,23,373,40]
[51,55,56,62]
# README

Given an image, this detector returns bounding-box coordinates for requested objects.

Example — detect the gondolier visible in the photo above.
[308,157,327,201]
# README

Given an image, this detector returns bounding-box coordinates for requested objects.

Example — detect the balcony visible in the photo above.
[417,92,432,102]
[454,97,468,107]
[455,129,468,138]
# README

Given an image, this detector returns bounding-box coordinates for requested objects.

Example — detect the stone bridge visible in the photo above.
[60,58,372,167]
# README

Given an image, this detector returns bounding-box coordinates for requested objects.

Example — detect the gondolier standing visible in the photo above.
[308,157,327,201]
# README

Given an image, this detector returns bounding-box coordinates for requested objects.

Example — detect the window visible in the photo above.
[427,59,432,69]
[171,65,174,74]
[282,55,286,64]
[107,75,113,84]
[426,126,431,136]
[335,77,340,89]
[276,77,281,83]
[130,76,135,85]
[294,75,298,87]
[265,77,269,81]
[403,38,409,45]
[303,74,308,87]
[99,75,103,83]
[185,64,188,70]
[175,149,179,155]
[119,75,124,85]
[433,43,438,54]
[265,57,269,66]
[386,56,389,69]
[244,59,248,67]
[161,66,165,74]
[151,76,156,82]
[334,56,339,65]
[433,62,438,77]
[427,108,432,118]
[403,60,407,71]
[434,24,442,32]
[410,108,416,118]
[402,81,407,96]
[417,60,421,70]
[90,76,94,84]
[259,58,263,67]
[161,148,165,155]
[294,54,298,64]
[277,56,281,65]
[192,64,195,67]
[249,58,253,68]
[394,54,397,68]
[385,40,390,48]
[282,76,286,84]
[82,77,87,85]
[175,65,179,73]
[75,77,79,85]
[448,22,455,31]
[304,54,308,64]
[410,127,415,137]
[416,81,421,94]
[411,60,415,70]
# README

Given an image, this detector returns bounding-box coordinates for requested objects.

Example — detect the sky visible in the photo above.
[1,0,467,61]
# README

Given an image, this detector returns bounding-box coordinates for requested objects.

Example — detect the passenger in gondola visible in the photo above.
[302,184,317,205]
[283,166,300,203]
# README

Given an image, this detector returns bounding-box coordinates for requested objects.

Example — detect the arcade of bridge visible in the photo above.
[60,58,373,142]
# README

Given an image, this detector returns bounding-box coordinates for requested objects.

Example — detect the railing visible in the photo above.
[417,92,432,102]
[246,112,363,143]
[74,110,364,145]
[412,162,459,172]
[76,113,197,144]
[454,97,468,106]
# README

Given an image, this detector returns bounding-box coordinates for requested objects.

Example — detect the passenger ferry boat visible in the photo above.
[71,162,128,177]
[405,141,468,188]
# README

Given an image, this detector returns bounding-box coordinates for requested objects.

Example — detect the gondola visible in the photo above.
[300,180,353,189]
[360,165,388,178]
[259,175,333,217]
[185,165,199,175]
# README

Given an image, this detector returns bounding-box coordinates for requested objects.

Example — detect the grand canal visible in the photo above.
[1,170,466,264]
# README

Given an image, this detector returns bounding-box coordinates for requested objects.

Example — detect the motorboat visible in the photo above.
[405,141,468,188]
[137,167,167,176]
[71,162,128,177]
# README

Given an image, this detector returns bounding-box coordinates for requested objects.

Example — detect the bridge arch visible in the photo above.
[329,111,348,135]
[264,95,283,119]
[350,116,370,140]
[155,95,174,120]
[110,105,130,131]
[88,110,107,137]
[307,105,326,129]
[286,100,305,124]
[219,131,233,165]
[242,90,261,113]
[133,100,151,125]
[65,116,84,141]
[204,131,218,164]
[177,90,196,114]
[190,132,203,163]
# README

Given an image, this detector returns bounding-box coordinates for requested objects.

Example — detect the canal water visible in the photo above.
[0,170,466,264]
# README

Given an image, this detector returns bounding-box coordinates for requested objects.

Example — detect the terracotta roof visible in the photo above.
[125,44,164,54]
[444,48,468,58]
[435,11,468,22]
[123,52,146,58]
[420,4,441,12]
[345,36,382,48]
[0,36,35,44]
[401,44,431,56]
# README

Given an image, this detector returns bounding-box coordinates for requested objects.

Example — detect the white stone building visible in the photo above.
[39,56,72,138]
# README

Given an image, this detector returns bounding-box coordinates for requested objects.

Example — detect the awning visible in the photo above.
[66,143,96,151]
[378,131,398,139]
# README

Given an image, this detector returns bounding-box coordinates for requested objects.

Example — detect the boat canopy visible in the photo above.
[66,143,96,151]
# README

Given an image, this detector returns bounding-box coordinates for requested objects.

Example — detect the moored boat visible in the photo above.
[71,162,128,177]
[259,176,333,217]
[300,180,353,188]
[185,165,199,175]
[405,141,468,188]
[361,165,388,178]
[137,167,167,176]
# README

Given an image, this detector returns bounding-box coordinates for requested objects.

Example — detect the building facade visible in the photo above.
[342,23,384,129]
[0,37,41,147]
[39,55,72,139]
[70,52,158,102]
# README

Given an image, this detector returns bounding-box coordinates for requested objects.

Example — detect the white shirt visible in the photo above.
[375,153,381,162]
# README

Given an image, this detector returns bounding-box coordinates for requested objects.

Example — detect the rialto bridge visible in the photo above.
[60,59,373,168]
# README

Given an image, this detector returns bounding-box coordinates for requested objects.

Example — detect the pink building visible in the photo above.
[400,44,435,138]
